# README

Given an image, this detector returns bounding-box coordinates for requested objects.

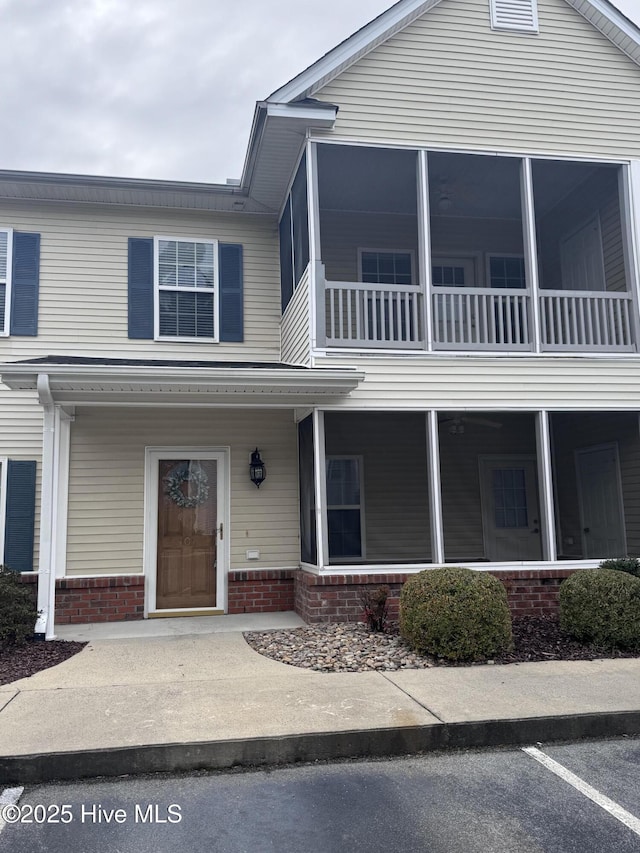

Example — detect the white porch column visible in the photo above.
[417,149,433,352]
[35,374,56,639]
[312,408,328,568]
[53,407,73,580]
[623,162,640,348]
[307,141,325,350]
[536,410,557,562]
[426,411,445,564]
[35,374,72,640]
[521,158,542,353]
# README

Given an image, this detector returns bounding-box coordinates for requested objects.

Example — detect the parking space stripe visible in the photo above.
[0,786,24,835]
[522,746,640,838]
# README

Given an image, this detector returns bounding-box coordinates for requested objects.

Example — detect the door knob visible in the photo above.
[583,527,590,533]
[532,528,539,533]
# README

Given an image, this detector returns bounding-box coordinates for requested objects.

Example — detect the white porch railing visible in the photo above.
[321,279,636,353]
[433,287,531,350]
[539,290,634,351]
[325,281,424,348]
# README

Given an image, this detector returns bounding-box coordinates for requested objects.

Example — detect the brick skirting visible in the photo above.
[55,576,145,624]
[19,567,579,625]
[227,569,296,614]
[294,568,582,623]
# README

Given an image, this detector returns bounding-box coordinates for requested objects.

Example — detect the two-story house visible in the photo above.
[2,0,640,639]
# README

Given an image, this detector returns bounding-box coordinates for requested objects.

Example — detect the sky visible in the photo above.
[0,0,638,184]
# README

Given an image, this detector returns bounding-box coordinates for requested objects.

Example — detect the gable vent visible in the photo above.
[490,0,538,33]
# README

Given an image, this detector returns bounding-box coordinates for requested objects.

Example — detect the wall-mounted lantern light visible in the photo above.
[249,448,266,488]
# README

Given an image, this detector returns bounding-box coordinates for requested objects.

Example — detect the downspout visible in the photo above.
[35,373,56,640]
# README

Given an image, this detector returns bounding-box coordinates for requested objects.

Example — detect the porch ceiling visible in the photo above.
[0,357,363,407]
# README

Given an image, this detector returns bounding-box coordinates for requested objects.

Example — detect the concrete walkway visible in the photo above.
[1,616,639,784]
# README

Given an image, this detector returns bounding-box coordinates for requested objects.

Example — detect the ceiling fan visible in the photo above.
[439,415,503,436]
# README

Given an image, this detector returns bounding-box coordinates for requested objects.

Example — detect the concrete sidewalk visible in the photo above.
[1,617,639,784]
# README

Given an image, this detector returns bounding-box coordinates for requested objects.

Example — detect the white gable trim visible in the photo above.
[268,0,444,103]
[268,0,640,105]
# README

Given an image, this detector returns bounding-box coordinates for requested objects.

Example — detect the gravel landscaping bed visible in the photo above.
[0,640,87,686]
[244,615,640,673]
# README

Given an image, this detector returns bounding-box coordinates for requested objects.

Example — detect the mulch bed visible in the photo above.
[0,640,87,686]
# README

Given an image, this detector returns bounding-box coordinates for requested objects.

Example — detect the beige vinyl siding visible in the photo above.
[0,201,280,364]
[325,412,431,561]
[66,407,299,576]
[551,412,640,557]
[313,356,640,410]
[321,212,419,282]
[314,0,640,159]
[280,265,312,365]
[439,413,538,561]
[0,389,42,567]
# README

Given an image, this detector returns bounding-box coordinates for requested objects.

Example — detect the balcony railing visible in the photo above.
[321,278,636,353]
[325,281,424,349]
[539,290,634,351]
[433,287,531,350]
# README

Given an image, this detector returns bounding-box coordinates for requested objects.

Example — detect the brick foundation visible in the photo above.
[228,569,296,614]
[294,568,581,623]
[55,576,145,624]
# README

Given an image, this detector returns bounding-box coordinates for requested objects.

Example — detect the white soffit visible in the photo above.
[268,0,640,105]
[0,365,364,405]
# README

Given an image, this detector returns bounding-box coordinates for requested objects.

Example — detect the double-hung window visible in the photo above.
[0,228,13,336]
[155,237,218,341]
[359,249,413,286]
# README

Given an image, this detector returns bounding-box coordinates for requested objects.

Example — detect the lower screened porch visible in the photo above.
[300,410,640,570]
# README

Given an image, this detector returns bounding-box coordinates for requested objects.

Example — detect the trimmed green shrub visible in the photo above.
[399,567,512,661]
[0,566,36,646]
[598,557,640,578]
[559,569,640,649]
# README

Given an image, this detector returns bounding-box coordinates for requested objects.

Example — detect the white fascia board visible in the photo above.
[566,0,640,66]
[268,0,443,103]
[0,364,364,395]
[265,103,337,125]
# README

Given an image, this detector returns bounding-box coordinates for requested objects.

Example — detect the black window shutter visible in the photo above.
[128,237,154,339]
[10,232,40,336]
[3,460,37,572]
[219,243,244,342]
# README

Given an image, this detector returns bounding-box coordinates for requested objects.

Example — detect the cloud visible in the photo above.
[0,0,636,182]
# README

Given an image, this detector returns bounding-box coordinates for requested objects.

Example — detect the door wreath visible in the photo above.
[164,463,210,508]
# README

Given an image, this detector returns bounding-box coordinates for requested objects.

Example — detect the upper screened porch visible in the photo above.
[279,143,640,358]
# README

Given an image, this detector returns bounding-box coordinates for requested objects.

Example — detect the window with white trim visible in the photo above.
[432,256,476,287]
[326,456,364,560]
[0,229,12,336]
[155,237,218,340]
[487,255,526,289]
[359,249,414,286]
[490,0,538,34]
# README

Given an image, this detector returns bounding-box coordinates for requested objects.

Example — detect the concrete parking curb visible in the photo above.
[2,710,639,786]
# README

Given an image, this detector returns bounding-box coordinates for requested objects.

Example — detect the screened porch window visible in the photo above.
[488,255,526,289]
[326,456,364,559]
[359,250,413,285]
[156,238,217,339]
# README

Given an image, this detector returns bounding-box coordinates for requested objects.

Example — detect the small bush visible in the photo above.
[559,569,640,649]
[399,567,512,661]
[598,557,640,578]
[0,566,36,646]
[361,585,390,633]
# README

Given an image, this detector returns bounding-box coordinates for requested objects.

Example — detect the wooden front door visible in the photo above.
[156,459,218,609]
